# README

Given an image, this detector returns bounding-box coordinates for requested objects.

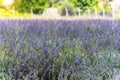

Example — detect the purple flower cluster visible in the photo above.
[0,19,120,80]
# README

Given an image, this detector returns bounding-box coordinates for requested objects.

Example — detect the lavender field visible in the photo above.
[0,19,120,80]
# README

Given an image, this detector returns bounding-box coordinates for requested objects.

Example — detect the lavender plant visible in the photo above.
[0,19,120,80]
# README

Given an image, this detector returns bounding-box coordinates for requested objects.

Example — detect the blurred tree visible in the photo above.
[70,0,99,12]
[14,0,50,14]
[13,0,99,14]
[13,0,21,9]
[58,1,76,16]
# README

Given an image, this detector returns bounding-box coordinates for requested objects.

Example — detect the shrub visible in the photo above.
[0,19,120,80]
[58,2,76,16]
[14,0,50,14]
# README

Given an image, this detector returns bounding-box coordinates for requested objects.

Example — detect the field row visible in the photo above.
[0,19,120,80]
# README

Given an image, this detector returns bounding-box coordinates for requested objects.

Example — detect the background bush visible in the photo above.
[58,2,76,16]
[11,0,99,15]
[70,0,98,13]
[14,0,50,14]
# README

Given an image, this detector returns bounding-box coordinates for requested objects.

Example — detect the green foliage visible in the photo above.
[15,0,50,14]
[104,5,111,16]
[13,0,99,14]
[58,2,76,16]
[70,0,99,12]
